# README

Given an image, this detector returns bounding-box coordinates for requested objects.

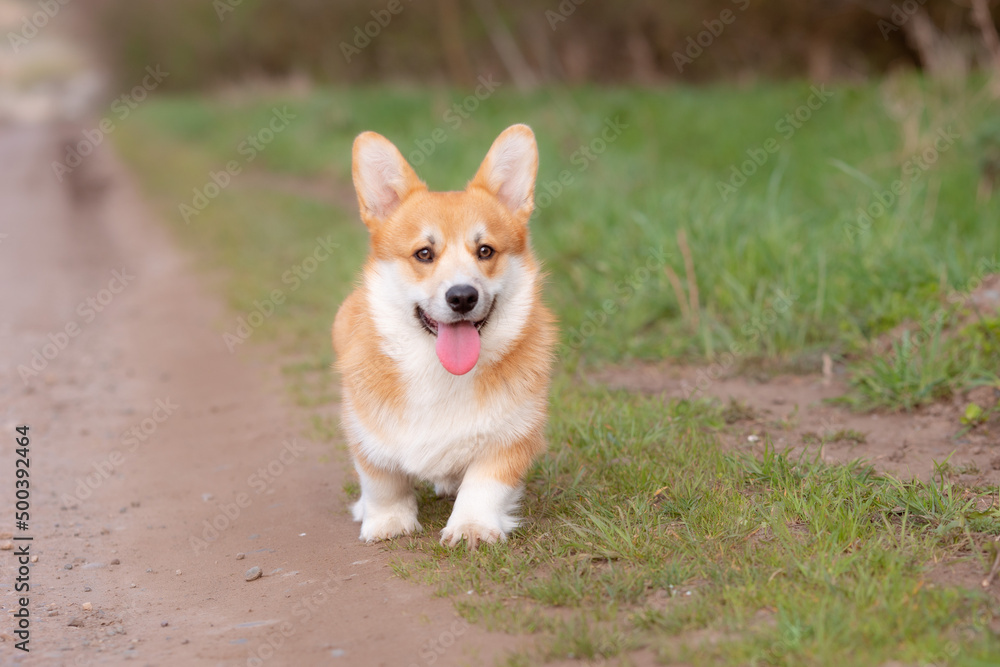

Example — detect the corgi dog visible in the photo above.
[332,124,555,548]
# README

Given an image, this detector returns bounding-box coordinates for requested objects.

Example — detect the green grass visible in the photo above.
[379,390,1000,665]
[115,78,1000,664]
[115,78,999,404]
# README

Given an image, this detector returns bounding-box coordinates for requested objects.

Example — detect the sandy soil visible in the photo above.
[591,362,1000,486]
[0,126,518,666]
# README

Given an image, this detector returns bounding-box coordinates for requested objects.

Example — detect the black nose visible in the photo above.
[445,284,478,314]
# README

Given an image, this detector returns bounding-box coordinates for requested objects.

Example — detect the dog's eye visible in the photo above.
[477,245,495,260]
[414,247,434,263]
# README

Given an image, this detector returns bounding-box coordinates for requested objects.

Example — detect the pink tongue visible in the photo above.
[435,321,481,375]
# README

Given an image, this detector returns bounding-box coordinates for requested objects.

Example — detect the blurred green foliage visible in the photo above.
[96,0,991,90]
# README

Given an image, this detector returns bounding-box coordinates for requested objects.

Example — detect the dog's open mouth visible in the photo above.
[415,304,492,336]
[415,302,494,376]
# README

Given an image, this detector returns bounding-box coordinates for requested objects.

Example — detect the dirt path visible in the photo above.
[0,126,516,665]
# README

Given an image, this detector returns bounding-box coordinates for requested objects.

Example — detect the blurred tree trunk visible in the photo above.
[471,0,538,90]
[970,0,1000,77]
[560,39,592,83]
[807,35,834,82]
[626,28,662,84]
[524,16,562,81]
[904,8,968,80]
[436,0,474,85]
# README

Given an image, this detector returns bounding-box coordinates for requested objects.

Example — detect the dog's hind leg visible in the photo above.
[433,477,462,498]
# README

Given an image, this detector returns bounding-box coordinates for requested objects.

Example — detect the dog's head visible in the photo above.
[352,125,540,376]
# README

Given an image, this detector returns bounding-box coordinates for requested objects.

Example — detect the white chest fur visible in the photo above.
[349,367,542,481]
[344,258,542,483]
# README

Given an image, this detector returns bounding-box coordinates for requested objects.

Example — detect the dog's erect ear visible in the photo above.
[469,124,538,223]
[352,132,426,229]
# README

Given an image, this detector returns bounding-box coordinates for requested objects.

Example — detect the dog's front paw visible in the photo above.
[440,523,505,549]
[359,512,422,543]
